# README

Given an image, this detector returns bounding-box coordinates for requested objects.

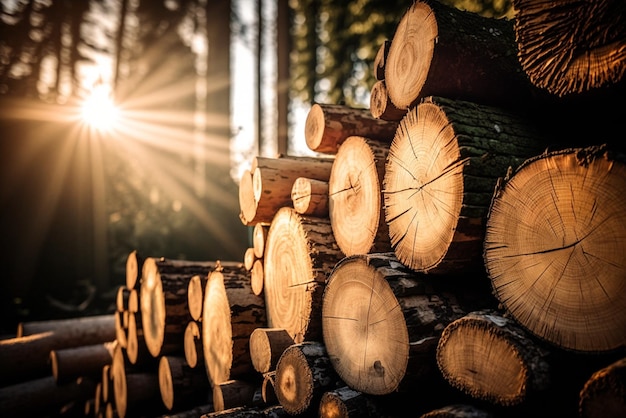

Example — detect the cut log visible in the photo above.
[0,375,96,416]
[274,341,343,415]
[250,259,264,296]
[188,274,207,322]
[158,355,211,411]
[318,385,383,418]
[321,252,467,396]
[329,135,391,256]
[369,80,407,121]
[212,379,259,412]
[126,310,152,365]
[244,247,257,271]
[436,309,551,407]
[126,250,144,290]
[419,404,494,418]
[16,313,115,338]
[140,257,225,357]
[291,177,329,218]
[579,357,626,418]
[249,327,295,374]
[184,320,203,369]
[116,285,131,312]
[263,207,344,343]
[484,145,626,352]
[201,406,264,417]
[513,0,626,96]
[383,96,547,274]
[115,310,128,349]
[261,371,278,404]
[253,223,270,259]
[128,288,139,313]
[304,103,399,154]
[202,263,266,386]
[50,340,117,385]
[373,39,391,81]
[239,169,256,225]
[385,0,536,111]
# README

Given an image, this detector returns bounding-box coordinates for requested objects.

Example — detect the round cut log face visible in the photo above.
[140,257,166,358]
[484,149,626,352]
[158,356,175,410]
[384,104,464,272]
[202,272,233,386]
[322,258,409,395]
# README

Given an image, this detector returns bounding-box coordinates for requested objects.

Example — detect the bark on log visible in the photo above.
[513,0,626,97]
[16,313,115,338]
[318,385,383,418]
[304,103,399,154]
[291,177,329,217]
[202,263,266,386]
[322,252,467,396]
[184,320,204,369]
[385,0,536,111]
[212,379,259,412]
[251,259,264,296]
[274,341,343,415]
[261,371,278,404]
[201,406,264,417]
[484,145,626,352]
[140,257,226,357]
[0,375,96,416]
[383,96,547,274]
[419,404,494,418]
[188,274,207,322]
[249,327,295,374]
[369,80,407,121]
[579,357,626,418]
[158,355,211,411]
[436,309,551,407]
[253,223,270,259]
[126,250,144,290]
[263,207,344,343]
[50,340,117,385]
[329,135,392,256]
[155,404,215,418]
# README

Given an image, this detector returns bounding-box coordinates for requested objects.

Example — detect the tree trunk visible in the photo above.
[291,177,329,217]
[304,103,398,154]
[274,341,343,415]
[579,357,626,418]
[322,252,468,396]
[184,320,203,369]
[385,0,536,111]
[249,327,295,374]
[384,96,547,274]
[263,207,344,343]
[211,379,259,412]
[484,145,626,352]
[50,341,117,385]
[202,263,266,387]
[329,135,391,256]
[158,355,211,411]
[140,257,223,358]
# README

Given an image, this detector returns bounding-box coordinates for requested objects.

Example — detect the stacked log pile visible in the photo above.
[2,1,625,417]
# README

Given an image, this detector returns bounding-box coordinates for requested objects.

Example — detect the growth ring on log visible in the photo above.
[484,146,626,352]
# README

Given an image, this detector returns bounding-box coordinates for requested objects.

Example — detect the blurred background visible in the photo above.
[0,0,511,335]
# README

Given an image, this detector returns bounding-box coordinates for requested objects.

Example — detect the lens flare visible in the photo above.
[81,84,119,131]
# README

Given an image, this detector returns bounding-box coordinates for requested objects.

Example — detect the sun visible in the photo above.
[81,83,119,131]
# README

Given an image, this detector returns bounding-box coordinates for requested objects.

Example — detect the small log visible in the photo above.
[0,376,96,416]
[126,310,152,365]
[101,363,113,404]
[253,223,270,259]
[304,103,398,154]
[373,39,390,81]
[249,327,295,374]
[291,177,329,217]
[250,259,264,296]
[263,207,344,343]
[384,96,547,274]
[484,145,626,352]
[202,263,266,386]
[239,169,256,225]
[579,357,626,418]
[188,274,207,322]
[369,80,407,121]
[244,247,257,271]
[212,379,259,412]
[126,249,144,290]
[94,381,104,417]
[184,320,203,369]
[115,310,128,349]
[116,285,131,312]
[274,341,343,415]
[50,340,117,385]
[318,385,383,418]
[329,135,391,256]
[322,252,467,396]
[140,257,225,357]
[128,288,139,313]
[436,309,551,407]
[261,371,278,405]
[419,404,494,418]
[158,355,211,411]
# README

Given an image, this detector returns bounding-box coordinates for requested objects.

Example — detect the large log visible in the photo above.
[158,355,211,411]
[50,340,117,385]
[263,207,344,343]
[304,103,398,154]
[436,309,551,407]
[383,96,547,274]
[329,135,391,256]
[579,356,626,418]
[274,341,343,415]
[321,252,469,396]
[202,263,266,387]
[484,145,626,352]
[513,0,626,97]
[140,257,224,358]
[384,0,536,111]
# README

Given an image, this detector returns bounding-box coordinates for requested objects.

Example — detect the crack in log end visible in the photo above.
[373,360,385,377]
